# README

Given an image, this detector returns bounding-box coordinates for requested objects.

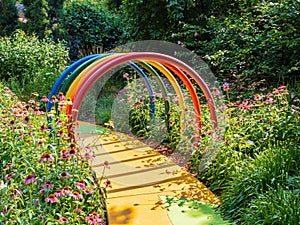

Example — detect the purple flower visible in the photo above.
[59,217,69,223]
[45,194,59,203]
[24,174,36,185]
[5,174,14,180]
[70,191,83,200]
[43,180,54,188]
[85,212,101,225]
[39,153,54,163]
[59,172,70,179]
[99,161,110,169]
[76,180,86,190]
[291,92,295,99]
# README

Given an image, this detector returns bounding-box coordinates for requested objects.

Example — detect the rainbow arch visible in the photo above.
[48,52,218,143]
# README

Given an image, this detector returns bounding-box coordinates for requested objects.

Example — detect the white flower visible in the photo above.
[0,180,7,190]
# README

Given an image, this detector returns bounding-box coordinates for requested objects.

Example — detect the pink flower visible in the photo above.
[58,92,65,100]
[85,212,101,225]
[254,94,264,101]
[84,189,93,195]
[133,102,144,108]
[76,180,86,190]
[33,107,42,115]
[5,173,14,180]
[60,155,69,161]
[54,190,64,197]
[39,153,54,163]
[69,148,77,156]
[41,96,49,102]
[76,207,83,213]
[10,188,22,200]
[5,163,14,169]
[24,174,36,185]
[28,98,36,104]
[281,100,287,105]
[62,186,72,195]
[43,180,54,188]
[71,191,83,200]
[59,217,69,223]
[32,92,39,97]
[61,148,69,155]
[40,124,49,132]
[59,172,70,179]
[57,130,64,137]
[123,73,129,79]
[50,96,58,103]
[99,161,110,169]
[259,87,267,91]
[104,180,112,188]
[45,194,59,203]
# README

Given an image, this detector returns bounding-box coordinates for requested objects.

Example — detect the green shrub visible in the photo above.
[62,2,124,60]
[0,30,69,100]
[170,0,300,84]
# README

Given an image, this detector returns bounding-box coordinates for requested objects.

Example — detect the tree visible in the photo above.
[62,2,125,59]
[23,0,51,37]
[0,0,18,36]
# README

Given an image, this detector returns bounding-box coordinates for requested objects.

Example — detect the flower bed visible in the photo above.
[0,85,108,224]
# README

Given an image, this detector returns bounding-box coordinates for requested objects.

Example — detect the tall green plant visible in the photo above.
[0,30,69,100]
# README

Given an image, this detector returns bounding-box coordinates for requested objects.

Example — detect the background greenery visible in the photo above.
[0,0,299,224]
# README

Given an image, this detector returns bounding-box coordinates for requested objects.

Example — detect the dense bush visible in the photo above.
[62,2,124,60]
[0,30,69,100]
[169,0,300,84]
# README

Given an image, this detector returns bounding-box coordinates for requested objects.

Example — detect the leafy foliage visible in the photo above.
[0,0,18,36]
[0,30,69,100]
[170,0,300,83]
[62,2,124,60]
[22,0,51,38]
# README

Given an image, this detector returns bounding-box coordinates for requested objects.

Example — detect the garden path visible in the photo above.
[78,122,224,225]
